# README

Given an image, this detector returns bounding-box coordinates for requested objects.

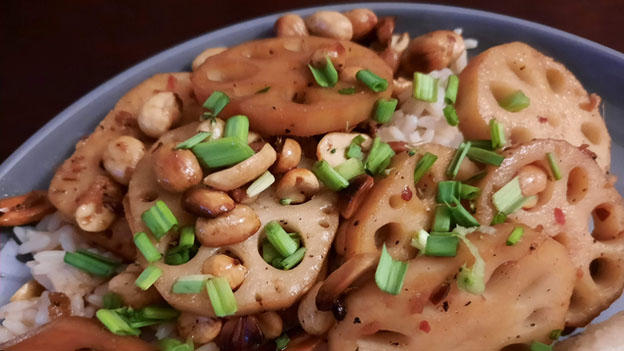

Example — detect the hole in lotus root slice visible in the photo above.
[373,222,415,261]
[581,122,603,145]
[356,330,411,350]
[589,257,620,287]
[490,81,520,110]
[500,344,531,351]
[592,203,624,241]
[509,127,534,145]
[566,167,589,204]
[546,68,567,94]
[507,58,535,85]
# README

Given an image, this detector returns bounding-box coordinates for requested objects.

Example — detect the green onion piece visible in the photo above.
[202,91,229,118]
[413,72,438,102]
[492,177,527,215]
[308,56,339,88]
[265,221,298,257]
[164,250,189,266]
[468,140,495,150]
[365,137,395,175]
[313,160,349,191]
[75,249,122,265]
[172,275,210,294]
[275,333,291,351]
[489,119,506,149]
[102,293,123,309]
[455,233,486,295]
[466,147,505,166]
[490,212,507,225]
[546,152,562,180]
[530,341,553,351]
[356,69,388,92]
[262,240,282,264]
[410,229,430,252]
[506,226,525,246]
[432,206,452,232]
[375,244,408,295]
[129,320,161,329]
[96,309,140,336]
[192,137,255,169]
[549,329,563,340]
[279,198,292,206]
[338,87,356,95]
[224,115,249,143]
[499,90,530,112]
[425,235,459,257]
[443,105,459,126]
[255,86,271,94]
[346,135,366,160]
[413,152,438,184]
[206,277,238,317]
[334,158,365,181]
[178,226,195,249]
[436,181,460,204]
[373,98,398,124]
[175,132,210,150]
[159,338,194,351]
[449,199,480,227]
[408,149,416,156]
[141,200,178,240]
[63,252,117,277]
[445,75,459,104]
[460,184,481,200]
[446,141,471,179]
[133,232,162,263]
[137,306,179,321]
[135,265,162,291]
[280,247,307,270]
[246,171,275,197]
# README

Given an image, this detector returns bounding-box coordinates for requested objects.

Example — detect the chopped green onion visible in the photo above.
[192,137,255,169]
[499,90,530,112]
[410,229,430,252]
[506,226,524,246]
[102,293,123,309]
[224,115,249,143]
[159,338,193,351]
[206,277,238,317]
[408,149,416,156]
[436,181,460,204]
[530,341,553,351]
[141,200,178,240]
[175,132,210,150]
[413,72,438,102]
[460,184,481,200]
[129,320,161,329]
[468,140,495,150]
[255,86,271,94]
[356,69,388,92]
[466,147,505,166]
[492,177,526,215]
[425,235,459,257]
[413,152,438,184]
[490,212,507,225]
[280,247,306,270]
[448,198,480,227]
[202,91,229,118]
[178,226,195,249]
[313,160,349,191]
[75,249,122,265]
[546,152,562,180]
[275,333,290,351]
[375,244,408,295]
[432,206,452,232]
[443,105,459,126]
[246,171,275,197]
[373,98,398,123]
[445,75,459,104]
[262,240,282,264]
[446,141,471,179]
[264,221,298,257]
[136,306,179,321]
[365,137,395,175]
[334,158,365,181]
[455,232,485,295]
[164,249,189,266]
[489,119,506,149]
[64,251,117,277]
[279,198,292,206]
[549,329,563,340]
[96,309,140,336]
[346,135,366,160]
[172,275,210,294]
[135,265,162,291]
[338,87,356,95]
[308,56,339,88]
[133,232,162,263]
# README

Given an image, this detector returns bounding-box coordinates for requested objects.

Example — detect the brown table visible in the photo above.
[0,0,620,162]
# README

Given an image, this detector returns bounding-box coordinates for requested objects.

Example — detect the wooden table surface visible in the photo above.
[0,0,620,162]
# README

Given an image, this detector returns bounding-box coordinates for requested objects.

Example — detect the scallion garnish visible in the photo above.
[313,160,349,191]
[446,141,471,179]
[264,221,298,257]
[159,338,194,351]
[96,309,140,336]
[202,91,229,118]
[530,341,553,351]
[334,158,365,181]
[448,198,480,227]
[375,244,408,295]
[133,232,162,263]
[262,240,282,264]
[102,293,123,309]
[373,98,398,124]
[206,277,238,317]
[468,140,495,150]
[443,105,459,126]
[460,184,481,200]
[490,212,507,225]
[172,275,210,294]
[178,226,195,249]
[432,205,452,232]
[506,226,524,246]
[164,247,190,266]
[141,200,178,240]
[365,137,395,175]
[466,147,505,166]
[413,72,438,102]
[135,265,162,291]
[425,235,459,257]
[346,135,366,160]
[338,87,357,95]
[192,137,255,168]
[276,333,291,351]
[410,229,430,252]
[413,152,438,184]
[489,119,506,149]
[549,329,563,340]
[175,132,210,150]
[246,171,275,197]
[137,306,179,321]
[546,152,562,180]
[308,56,339,88]
[499,90,530,112]
[436,181,460,204]
[75,249,121,265]
[492,177,526,215]
[63,251,117,277]
[224,115,249,143]
[455,230,485,295]
[445,75,459,104]
[356,69,388,92]
[280,247,307,270]
[279,198,292,206]
[255,86,271,94]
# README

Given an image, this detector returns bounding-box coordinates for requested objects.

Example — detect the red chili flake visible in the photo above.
[166,75,177,91]
[419,320,431,333]
[554,208,566,225]
[401,186,413,201]
[537,116,548,123]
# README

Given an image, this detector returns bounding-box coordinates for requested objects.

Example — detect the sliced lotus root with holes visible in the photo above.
[474,139,624,326]
[455,42,610,170]
[329,225,575,351]
[192,36,393,136]
[127,123,339,316]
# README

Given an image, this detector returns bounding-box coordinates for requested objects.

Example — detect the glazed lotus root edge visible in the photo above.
[455,42,611,170]
[474,139,624,327]
[126,123,340,316]
[47,73,201,260]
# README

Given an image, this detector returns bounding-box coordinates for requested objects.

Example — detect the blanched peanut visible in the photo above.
[276,168,320,204]
[517,165,548,197]
[108,265,162,309]
[138,92,182,138]
[274,14,309,37]
[74,175,122,232]
[152,143,203,193]
[255,311,283,340]
[343,8,378,40]
[177,312,222,344]
[305,11,353,41]
[102,136,146,185]
[400,30,465,74]
[196,205,260,247]
[274,138,302,174]
[192,47,227,71]
[202,254,247,290]
[310,43,347,70]
[197,118,226,141]
[182,187,235,218]
[75,202,116,232]
[298,282,334,335]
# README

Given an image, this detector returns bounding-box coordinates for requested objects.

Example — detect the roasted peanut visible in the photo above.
[197,118,226,141]
[75,202,116,232]
[182,187,235,218]
[274,138,302,174]
[192,47,227,71]
[108,265,163,309]
[196,205,260,247]
[102,136,146,185]
[0,191,55,227]
[276,168,320,204]
[177,312,223,344]
[152,143,203,193]
[216,316,264,351]
[74,176,122,232]
[274,14,309,37]
[298,282,334,335]
[203,143,277,191]
[138,92,182,138]
[343,8,378,40]
[375,16,396,46]
[202,254,247,290]
[310,43,347,70]
[305,11,353,41]
[255,311,283,340]
[517,165,548,197]
[400,30,465,74]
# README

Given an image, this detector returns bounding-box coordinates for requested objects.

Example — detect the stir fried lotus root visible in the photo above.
[48,73,201,259]
[127,123,339,316]
[192,36,393,136]
[474,139,624,326]
[456,42,610,170]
